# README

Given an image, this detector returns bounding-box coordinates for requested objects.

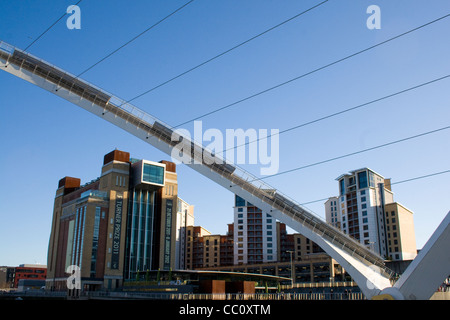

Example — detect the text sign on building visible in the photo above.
[163,199,173,270]
[111,194,123,269]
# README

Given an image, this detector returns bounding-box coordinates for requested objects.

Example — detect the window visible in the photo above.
[358,171,368,189]
[361,196,366,202]
[369,172,375,187]
[362,204,367,209]
[235,195,246,207]
[362,210,367,216]
[360,190,366,195]
[349,177,355,185]
[143,163,164,185]
[339,179,345,195]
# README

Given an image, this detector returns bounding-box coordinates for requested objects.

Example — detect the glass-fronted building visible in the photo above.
[46,150,192,292]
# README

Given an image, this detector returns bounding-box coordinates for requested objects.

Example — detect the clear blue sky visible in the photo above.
[0,0,449,267]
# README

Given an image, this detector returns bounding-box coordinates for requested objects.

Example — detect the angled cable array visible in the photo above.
[24,0,84,51]
[122,0,329,105]
[173,13,450,128]
[245,124,450,183]
[76,0,196,77]
[214,73,450,157]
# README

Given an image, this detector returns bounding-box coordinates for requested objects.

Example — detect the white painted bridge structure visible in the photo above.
[1,41,448,300]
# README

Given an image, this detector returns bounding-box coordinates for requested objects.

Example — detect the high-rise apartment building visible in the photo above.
[384,202,417,261]
[324,196,340,229]
[325,168,416,261]
[187,218,338,283]
[233,195,277,265]
[46,150,193,291]
[186,220,327,270]
[183,198,338,283]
